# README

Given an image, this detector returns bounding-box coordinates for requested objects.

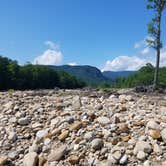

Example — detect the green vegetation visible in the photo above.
[0,56,86,90]
[114,64,166,88]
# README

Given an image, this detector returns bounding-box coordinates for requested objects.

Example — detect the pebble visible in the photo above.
[58,130,69,141]
[91,138,104,150]
[70,121,82,130]
[18,117,30,125]
[119,154,128,164]
[0,90,165,165]
[137,151,146,160]
[36,129,49,141]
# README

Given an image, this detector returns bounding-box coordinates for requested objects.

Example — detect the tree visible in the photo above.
[147,0,166,89]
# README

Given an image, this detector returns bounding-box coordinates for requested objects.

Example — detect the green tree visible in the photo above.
[147,0,166,89]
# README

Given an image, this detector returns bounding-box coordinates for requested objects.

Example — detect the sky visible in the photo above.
[0,0,166,71]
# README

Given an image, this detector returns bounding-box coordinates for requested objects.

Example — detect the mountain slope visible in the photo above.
[48,65,108,84]
[102,71,136,80]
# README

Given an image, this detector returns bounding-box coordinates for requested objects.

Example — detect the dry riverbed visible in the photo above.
[0,89,166,166]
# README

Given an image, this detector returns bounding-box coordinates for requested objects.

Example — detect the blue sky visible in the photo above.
[0,0,166,71]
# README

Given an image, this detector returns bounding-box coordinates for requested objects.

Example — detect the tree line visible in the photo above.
[0,56,86,90]
[115,63,166,88]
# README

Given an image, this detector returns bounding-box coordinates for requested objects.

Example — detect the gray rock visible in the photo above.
[8,151,18,160]
[18,117,30,125]
[91,138,104,150]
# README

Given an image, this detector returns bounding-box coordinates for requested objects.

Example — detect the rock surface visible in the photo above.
[0,89,166,165]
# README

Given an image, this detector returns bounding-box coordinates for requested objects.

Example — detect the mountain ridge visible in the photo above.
[47,65,136,84]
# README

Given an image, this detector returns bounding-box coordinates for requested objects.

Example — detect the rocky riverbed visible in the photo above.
[0,89,166,166]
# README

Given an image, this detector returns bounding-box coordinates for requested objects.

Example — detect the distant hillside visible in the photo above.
[102,71,136,80]
[115,65,166,88]
[48,65,108,84]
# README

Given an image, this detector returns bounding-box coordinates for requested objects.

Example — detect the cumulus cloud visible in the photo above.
[103,56,146,71]
[33,41,63,65]
[68,62,78,66]
[102,47,166,71]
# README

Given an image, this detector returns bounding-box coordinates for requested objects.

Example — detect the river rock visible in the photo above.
[91,138,104,150]
[134,141,152,155]
[48,145,67,161]
[23,152,38,166]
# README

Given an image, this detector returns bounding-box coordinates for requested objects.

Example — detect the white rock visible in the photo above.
[119,154,128,164]
[146,120,160,130]
[23,152,38,166]
[36,129,49,141]
[153,143,162,155]
[143,160,151,166]
[29,143,39,153]
[84,132,94,141]
[136,151,146,160]
[48,145,67,161]
[112,151,122,161]
[134,141,152,155]
[8,132,17,142]
[161,128,166,143]
[97,117,110,125]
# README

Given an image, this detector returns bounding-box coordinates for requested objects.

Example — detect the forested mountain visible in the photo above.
[102,71,136,80]
[48,65,108,85]
[0,56,86,90]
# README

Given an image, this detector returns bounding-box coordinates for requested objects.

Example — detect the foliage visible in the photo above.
[0,56,86,90]
[114,64,166,88]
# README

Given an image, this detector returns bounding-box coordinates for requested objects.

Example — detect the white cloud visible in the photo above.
[103,56,146,71]
[141,47,150,55]
[33,41,63,65]
[102,46,166,71]
[33,49,63,65]
[45,41,59,50]
[68,62,78,66]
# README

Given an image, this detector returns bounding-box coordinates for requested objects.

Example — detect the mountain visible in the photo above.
[48,65,108,84]
[102,71,136,80]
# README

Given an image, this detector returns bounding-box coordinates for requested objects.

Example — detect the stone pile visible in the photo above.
[0,89,166,166]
